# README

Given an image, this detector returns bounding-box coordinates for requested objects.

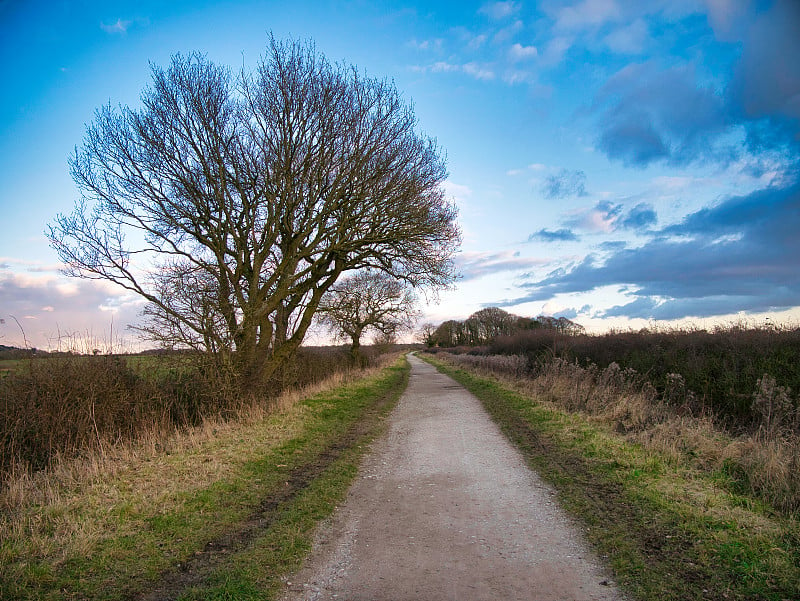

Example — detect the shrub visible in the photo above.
[435,350,800,513]
[0,346,372,483]
[464,323,800,430]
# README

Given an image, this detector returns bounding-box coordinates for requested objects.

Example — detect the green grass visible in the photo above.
[1,357,409,601]
[0,358,22,377]
[423,354,800,601]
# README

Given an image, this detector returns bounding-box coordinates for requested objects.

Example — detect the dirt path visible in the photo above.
[280,354,627,601]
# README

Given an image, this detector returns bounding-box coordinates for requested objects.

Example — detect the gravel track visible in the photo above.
[280,353,627,601]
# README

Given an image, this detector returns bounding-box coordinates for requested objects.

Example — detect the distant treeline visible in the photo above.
[421,307,584,348]
[425,317,800,431]
[0,345,44,360]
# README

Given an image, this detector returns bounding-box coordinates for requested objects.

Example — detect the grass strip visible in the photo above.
[423,354,800,601]
[1,357,408,601]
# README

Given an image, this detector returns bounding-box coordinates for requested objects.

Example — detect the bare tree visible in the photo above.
[469,307,518,344]
[318,271,419,359]
[417,322,438,347]
[48,36,460,384]
[431,319,465,347]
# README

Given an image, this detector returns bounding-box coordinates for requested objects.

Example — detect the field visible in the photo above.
[3,323,799,600]
[0,359,17,378]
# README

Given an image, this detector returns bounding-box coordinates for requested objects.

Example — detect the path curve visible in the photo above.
[281,354,627,601]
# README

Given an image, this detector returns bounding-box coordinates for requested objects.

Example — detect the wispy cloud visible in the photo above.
[417,61,495,81]
[559,200,658,234]
[528,228,581,243]
[563,201,619,233]
[457,250,548,282]
[479,1,520,21]
[100,18,132,34]
[462,62,495,80]
[552,0,621,31]
[492,19,523,43]
[408,37,443,52]
[542,169,588,199]
[603,18,649,54]
[507,163,547,176]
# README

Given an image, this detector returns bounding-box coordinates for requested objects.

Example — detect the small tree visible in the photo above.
[318,271,419,359]
[417,322,438,347]
[48,35,460,385]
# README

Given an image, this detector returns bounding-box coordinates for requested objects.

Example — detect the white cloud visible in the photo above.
[408,38,443,52]
[493,19,523,43]
[462,62,495,80]
[468,33,489,49]
[457,250,549,281]
[479,1,520,20]
[603,18,649,54]
[503,69,537,85]
[509,42,538,60]
[540,300,568,316]
[540,36,573,67]
[430,61,459,74]
[443,181,473,204]
[504,162,547,177]
[562,202,619,233]
[427,61,495,81]
[554,0,621,31]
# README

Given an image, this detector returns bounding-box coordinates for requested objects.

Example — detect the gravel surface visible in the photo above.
[280,353,628,601]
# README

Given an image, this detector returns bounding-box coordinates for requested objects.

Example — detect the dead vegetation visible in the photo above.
[431,330,800,515]
[0,347,381,489]
[0,354,407,600]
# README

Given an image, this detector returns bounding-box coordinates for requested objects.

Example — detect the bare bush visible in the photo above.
[0,347,369,485]
[435,351,800,513]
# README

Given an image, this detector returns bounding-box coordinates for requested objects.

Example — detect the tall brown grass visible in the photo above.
[0,351,400,569]
[0,346,377,486]
[437,351,800,514]
[457,322,800,429]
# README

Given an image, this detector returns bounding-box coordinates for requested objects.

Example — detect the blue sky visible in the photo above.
[1,0,799,350]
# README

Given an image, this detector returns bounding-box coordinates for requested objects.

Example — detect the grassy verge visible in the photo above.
[1,356,409,601]
[422,354,800,601]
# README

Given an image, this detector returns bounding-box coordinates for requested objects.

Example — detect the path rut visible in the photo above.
[280,353,627,601]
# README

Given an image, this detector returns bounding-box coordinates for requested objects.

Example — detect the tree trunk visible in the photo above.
[350,328,363,363]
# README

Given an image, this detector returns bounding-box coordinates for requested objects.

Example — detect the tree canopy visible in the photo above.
[48,36,460,383]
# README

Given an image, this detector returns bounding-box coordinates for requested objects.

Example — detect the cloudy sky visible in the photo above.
[1,0,799,350]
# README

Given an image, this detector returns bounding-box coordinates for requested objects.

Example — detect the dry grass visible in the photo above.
[425,353,800,600]
[472,321,800,426]
[437,352,800,514]
[0,352,398,573]
[0,347,374,484]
